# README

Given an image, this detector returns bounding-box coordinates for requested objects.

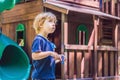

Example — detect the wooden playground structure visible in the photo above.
[1,0,120,80]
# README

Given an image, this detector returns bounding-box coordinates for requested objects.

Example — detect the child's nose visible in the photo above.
[52,23,55,27]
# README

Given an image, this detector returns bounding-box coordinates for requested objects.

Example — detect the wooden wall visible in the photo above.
[1,0,43,61]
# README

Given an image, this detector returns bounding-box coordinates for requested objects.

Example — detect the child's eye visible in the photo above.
[48,19,53,22]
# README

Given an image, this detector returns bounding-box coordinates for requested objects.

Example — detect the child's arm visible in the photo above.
[32,51,60,60]
[55,54,66,64]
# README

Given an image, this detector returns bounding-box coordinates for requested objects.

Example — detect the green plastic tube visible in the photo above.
[0,33,31,80]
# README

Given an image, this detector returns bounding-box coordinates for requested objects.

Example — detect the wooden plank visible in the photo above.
[97,46,118,51]
[109,51,114,76]
[93,15,98,79]
[61,0,99,8]
[61,13,67,79]
[26,20,35,58]
[88,29,94,46]
[102,0,104,12]
[75,0,99,8]
[115,51,118,76]
[103,51,108,76]
[65,45,93,50]
[76,51,82,78]
[81,53,84,78]
[98,19,102,45]
[44,1,69,14]
[79,31,82,45]
[2,24,10,36]
[2,12,40,24]
[65,45,117,51]
[115,23,118,77]
[115,23,118,48]
[2,0,43,17]
[84,51,90,78]
[64,22,68,45]
[106,0,109,14]
[97,51,103,77]
[64,51,68,79]
[69,51,75,78]
[9,24,16,40]
[111,0,115,15]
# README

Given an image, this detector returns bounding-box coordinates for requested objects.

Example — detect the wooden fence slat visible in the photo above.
[76,51,82,78]
[81,53,84,78]
[104,51,108,76]
[69,51,75,78]
[84,51,90,78]
[109,51,114,76]
[64,51,68,79]
[97,51,103,77]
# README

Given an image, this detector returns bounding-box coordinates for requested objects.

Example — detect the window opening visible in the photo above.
[16,23,25,47]
[76,25,88,45]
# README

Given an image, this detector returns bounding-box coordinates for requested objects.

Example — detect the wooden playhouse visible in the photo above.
[43,0,120,80]
[0,0,120,80]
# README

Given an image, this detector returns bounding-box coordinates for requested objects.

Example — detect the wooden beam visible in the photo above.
[69,51,75,78]
[76,51,82,78]
[44,1,69,14]
[115,22,119,77]
[2,0,43,23]
[61,13,67,79]
[109,51,114,76]
[111,0,115,15]
[103,51,108,76]
[64,22,68,45]
[115,23,118,48]
[88,29,94,46]
[65,45,93,51]
[106,0,109,14]
[65,45,117,51]
[97,51,103,77]
[93,15,98,80]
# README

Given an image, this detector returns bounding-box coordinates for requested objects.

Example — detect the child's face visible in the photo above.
[42,19,56,34]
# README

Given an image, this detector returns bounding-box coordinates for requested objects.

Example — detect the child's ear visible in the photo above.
[38,23,43,28]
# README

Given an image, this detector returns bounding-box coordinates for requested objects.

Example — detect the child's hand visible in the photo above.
[51,52,61,60]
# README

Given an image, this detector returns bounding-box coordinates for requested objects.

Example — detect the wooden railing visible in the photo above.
[101,0,119,16]
[64,45,118,79]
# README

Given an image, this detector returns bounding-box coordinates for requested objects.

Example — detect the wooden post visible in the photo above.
[117,0,120,17]
[111,0,115,15]
[93,15,99,80]
[97,51,102,77]
[64,22,68,78]
[109,51,114,76]
[115,22,118,78]
[102,0,105,12]
[76,51,82,78]
[61,13,67,79]
[106,0,109,14]
[103,51,108,76]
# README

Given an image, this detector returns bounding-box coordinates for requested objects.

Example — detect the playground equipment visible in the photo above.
[0,0,31,80]
[0,0,20,12]
[0,31,31,80]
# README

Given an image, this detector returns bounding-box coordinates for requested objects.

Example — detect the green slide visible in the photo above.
[0,0,31,80]
[0,32,31,80]
[0,0,20,12]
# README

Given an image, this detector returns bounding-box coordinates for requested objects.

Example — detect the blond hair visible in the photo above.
[33,12,57,34]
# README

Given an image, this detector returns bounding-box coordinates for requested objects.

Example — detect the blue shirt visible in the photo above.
[31,35,56,79]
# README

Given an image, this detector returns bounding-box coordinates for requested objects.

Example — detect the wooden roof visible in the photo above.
[44,0,120,20]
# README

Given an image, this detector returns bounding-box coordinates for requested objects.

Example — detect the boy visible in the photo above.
[31,12,62,80]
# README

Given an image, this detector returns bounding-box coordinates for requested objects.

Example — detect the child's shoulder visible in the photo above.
[34,35,47,42]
